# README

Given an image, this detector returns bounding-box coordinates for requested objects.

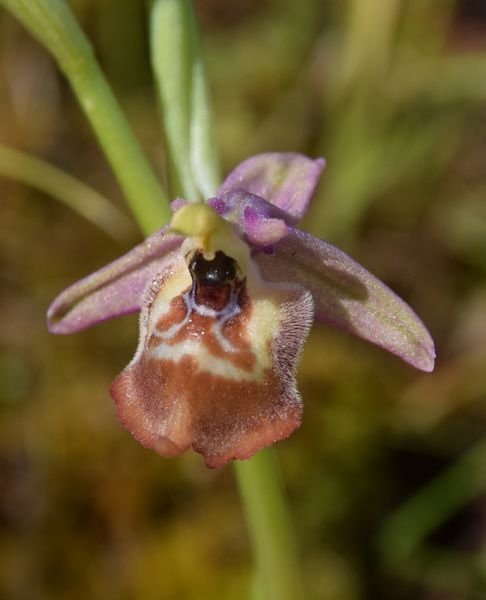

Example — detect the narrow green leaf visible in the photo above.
[0,0,171,233]
[379,441,486,567]
[0,145,135,241]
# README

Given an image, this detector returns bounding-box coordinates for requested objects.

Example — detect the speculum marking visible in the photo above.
[151,250,255,374]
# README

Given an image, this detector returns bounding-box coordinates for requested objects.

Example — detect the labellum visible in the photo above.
[110,204,313,468]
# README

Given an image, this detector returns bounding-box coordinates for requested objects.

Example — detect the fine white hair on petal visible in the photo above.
[272,287,314,403]
[131,253,189,368]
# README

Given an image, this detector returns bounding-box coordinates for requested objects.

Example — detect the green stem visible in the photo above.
[187,10,221,198]
[0,0,171,232]
[150,0,220,199]
[150,2,302,596]
[0,144,135,241]
[234,449,303,600]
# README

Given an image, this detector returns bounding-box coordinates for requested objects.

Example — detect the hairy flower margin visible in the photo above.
[48,153,435,468]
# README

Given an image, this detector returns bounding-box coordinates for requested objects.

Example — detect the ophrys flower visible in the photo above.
[48,153,435,467]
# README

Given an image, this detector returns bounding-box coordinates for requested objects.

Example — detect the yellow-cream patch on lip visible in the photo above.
[152,341,257,380]
[146,256,191,329]
[244,265,291,373]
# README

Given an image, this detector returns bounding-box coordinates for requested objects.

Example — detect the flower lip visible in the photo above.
[109,248,314,468]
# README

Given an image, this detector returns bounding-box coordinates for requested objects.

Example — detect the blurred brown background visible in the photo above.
[1,1,486,598]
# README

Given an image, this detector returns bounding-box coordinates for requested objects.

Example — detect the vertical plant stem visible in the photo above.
[150,0,197,200]
[150,4,302,596]
[150,0,220,200]
[235,449,303,600]
[151,2,302,596]
[0,0,171,232]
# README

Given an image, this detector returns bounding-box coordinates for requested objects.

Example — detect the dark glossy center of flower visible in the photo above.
[189,251,242,312]
[189,250,236,284]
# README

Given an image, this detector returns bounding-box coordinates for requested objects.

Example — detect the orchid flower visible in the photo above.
[47,153,435,468]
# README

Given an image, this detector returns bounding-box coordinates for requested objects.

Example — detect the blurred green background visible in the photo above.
[1,0,486,598]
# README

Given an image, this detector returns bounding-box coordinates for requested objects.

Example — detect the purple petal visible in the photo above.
[255,229,435,372]
[244,207,289,246]
[217,153,325,222]
[206,197,226,215]
[218,189,290,246]
[47,227,183,334]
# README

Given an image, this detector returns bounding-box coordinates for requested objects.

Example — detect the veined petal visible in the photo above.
[256,229,435,372]
[110,251,314,468]
[47,227,183,334]
[217,152,325,222]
